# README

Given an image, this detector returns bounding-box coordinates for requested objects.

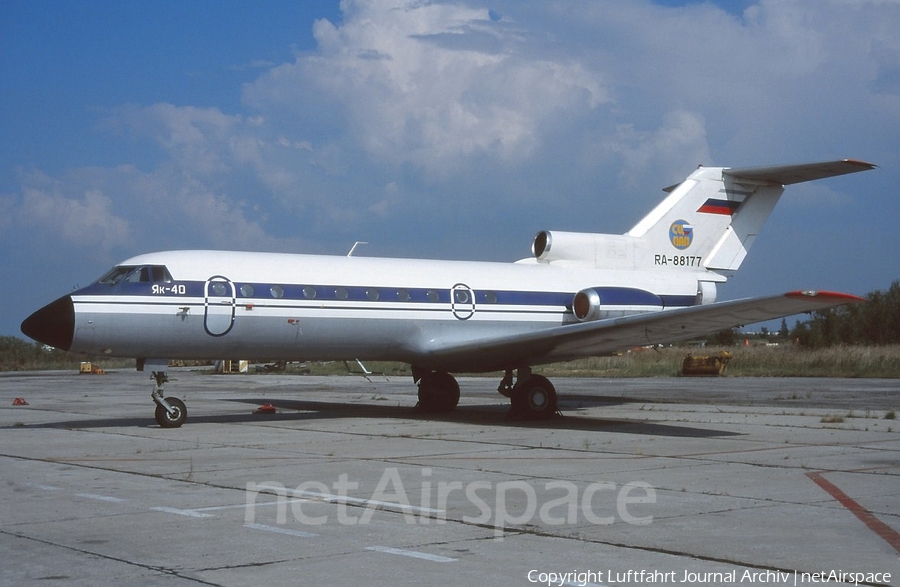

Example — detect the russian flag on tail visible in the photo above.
[698,198,742,215]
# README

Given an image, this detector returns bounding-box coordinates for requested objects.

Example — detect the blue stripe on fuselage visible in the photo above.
[74,281,696,309]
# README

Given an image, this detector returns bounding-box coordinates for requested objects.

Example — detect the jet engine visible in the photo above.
[572,288,602,322]
[532,230,602,265]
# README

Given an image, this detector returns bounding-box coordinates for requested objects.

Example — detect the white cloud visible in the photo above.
[244,0,610,175]
[107,103,248,177]
[610,110,711,190]
[9,0,899,266]
[18,178,130,254]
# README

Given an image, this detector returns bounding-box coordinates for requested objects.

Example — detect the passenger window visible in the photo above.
[397,289,410,302]
[240,284,255,297]
[335,287,348,300]
[303,286,317,299]
[366,288,379,301]
[270,285,284,299]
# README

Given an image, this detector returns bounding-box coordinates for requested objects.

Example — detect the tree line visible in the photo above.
[791,281,900,348]
[0,335,79,371]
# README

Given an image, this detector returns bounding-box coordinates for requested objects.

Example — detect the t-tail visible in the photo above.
[527,159,876,276]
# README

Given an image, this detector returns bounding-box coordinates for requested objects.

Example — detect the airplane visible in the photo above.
[21,159,875,428]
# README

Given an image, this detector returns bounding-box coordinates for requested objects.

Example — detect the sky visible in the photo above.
[2,0,898,338]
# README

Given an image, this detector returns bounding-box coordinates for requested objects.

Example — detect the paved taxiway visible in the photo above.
[1,369,898,586]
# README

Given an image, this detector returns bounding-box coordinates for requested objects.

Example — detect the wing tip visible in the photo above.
[785,290,866,304]
[842,158,879,171]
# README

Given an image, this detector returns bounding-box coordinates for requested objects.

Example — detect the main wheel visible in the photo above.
[511,375,558,420]
[417,371,460,413]
[155,397,187,428]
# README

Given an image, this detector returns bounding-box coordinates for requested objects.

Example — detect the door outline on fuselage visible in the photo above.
[451,283,476,320]
[204,275,236,336]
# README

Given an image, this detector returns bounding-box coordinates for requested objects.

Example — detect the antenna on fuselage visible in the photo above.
[347,241,368,257]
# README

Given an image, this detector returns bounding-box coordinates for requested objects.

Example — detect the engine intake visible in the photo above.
[573,289,602,322]
[532,230,601,264]
[572,287,667,321]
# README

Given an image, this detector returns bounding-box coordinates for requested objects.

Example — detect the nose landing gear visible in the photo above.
[150,371,187,428]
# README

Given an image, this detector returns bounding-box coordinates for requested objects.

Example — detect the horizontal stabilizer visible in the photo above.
[724,159,876,185]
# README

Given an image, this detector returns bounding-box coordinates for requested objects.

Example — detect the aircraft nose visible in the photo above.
[21,295,75,351]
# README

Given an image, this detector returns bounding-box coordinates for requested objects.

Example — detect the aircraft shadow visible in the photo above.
[8,397,739,438]
[250,397,736,438]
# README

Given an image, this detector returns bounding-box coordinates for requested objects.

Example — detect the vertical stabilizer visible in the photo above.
[626,159,875,274]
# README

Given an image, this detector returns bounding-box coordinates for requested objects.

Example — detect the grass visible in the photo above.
[5,342,900,379]
[254,344,900,379]
[0,354,135,372]
[537,344,900,379]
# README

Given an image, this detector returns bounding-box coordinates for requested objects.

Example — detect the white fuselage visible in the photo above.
[67,249,705,371]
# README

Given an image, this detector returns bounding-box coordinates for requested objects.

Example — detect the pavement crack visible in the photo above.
[0,528,225,586]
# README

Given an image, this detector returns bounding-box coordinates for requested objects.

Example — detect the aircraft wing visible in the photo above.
[418,291,864,373]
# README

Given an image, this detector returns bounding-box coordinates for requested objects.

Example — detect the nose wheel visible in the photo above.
[155,396,187,428]
[151,371,187,428]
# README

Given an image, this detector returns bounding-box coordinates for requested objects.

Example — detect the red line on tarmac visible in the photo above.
[806,471,900,554]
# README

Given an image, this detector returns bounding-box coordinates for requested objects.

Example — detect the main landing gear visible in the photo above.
[414,366,559,420]
[498,367,559,420]
[151,371,187,428]
[414,370,460,413]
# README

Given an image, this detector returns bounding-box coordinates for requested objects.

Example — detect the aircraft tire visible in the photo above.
[417,371,460,413]
[155,397,187,428]
[511,375,558,420]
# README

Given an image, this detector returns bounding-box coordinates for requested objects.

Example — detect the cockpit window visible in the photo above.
[98,266,134,285]
[150,266,172,283]
[99,265,173,285]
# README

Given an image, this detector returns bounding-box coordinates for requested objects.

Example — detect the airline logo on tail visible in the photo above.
[669,220,693,249]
